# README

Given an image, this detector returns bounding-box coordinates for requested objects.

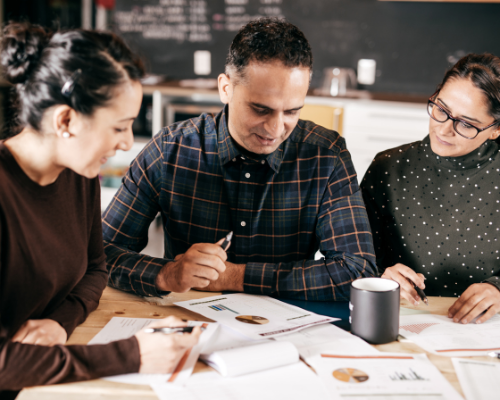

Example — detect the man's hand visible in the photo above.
[11,319,67,346]
[156,242,228,293]
[448,283,500,324]
[381,263,425,306]
[195,260,245,292]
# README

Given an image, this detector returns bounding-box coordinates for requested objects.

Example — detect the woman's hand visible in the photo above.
[135,316,201,374]
[448,283,500,324]
[381,263,426,306]
[11,319,68,346]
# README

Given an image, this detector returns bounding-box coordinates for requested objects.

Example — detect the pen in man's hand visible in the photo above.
[144,326,205,334]
[220,231,233,251]
[411,280,428,306]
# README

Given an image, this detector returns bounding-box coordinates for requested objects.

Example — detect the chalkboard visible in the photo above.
[113,0,500,95]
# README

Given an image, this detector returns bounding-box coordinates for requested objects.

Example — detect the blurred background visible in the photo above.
[1,0,499,256]
[3,1,499,93]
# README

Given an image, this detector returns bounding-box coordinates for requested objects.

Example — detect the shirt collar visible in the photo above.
[216,105,284,173]
[424,134,500,171]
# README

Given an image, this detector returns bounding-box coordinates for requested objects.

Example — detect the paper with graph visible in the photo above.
[174,294,337,340]
[307,353,461,400]
[399,314,500,356]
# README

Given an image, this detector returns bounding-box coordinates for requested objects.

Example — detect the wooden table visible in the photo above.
[18,287,499,399]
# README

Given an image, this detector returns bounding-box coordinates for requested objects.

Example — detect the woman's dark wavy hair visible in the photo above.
[1,21,145,135]
[225,17,313,83]
[436,53,500,127]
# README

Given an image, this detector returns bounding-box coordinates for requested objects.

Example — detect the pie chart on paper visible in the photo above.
[332,368,369,383]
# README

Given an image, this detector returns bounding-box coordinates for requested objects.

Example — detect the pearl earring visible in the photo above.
[62,132,70,138]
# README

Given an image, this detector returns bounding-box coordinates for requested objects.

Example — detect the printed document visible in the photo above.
[200,324,295,377]
[88,317,218,385]
[151,362,331,400]
[452,358,500,400]
[203,340,299,377]
[399,314,500,356]
[308,353,462,400]
[199,321,376,377]
[174,293,337,340]
[274,323,379,359]
[200,324,265,355]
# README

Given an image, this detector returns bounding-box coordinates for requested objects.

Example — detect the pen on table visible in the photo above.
[144,326,205,334]
[220,231,233,251]
[411,280,428,306]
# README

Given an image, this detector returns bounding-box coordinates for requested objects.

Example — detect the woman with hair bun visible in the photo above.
[362,53,500,325]
[0,22,200,398]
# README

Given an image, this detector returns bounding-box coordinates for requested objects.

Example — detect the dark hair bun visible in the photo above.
[1,21,144,134]
[1,22,50,84]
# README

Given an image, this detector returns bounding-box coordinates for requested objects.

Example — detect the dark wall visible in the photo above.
[113,0,500,96]
[4,0,82,29]
[299,0,500,95]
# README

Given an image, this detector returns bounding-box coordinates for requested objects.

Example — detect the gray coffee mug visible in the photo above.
[350,277,400,344]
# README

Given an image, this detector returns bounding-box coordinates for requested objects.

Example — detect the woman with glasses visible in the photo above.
[0,22,200,398]
[361,53,500,324]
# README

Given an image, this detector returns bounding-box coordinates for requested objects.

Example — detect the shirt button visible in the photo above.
[232,158,236,162]
[245,173,250,178]
[241,221,246,227]
[241,156,245,160]
[261,160,265,164]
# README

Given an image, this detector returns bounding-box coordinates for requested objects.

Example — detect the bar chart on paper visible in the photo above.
[208,304,239,314]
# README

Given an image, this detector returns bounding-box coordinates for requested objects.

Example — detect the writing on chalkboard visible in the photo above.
[115,0,284,44]
[114,0,500,95]
[115,1,211,42]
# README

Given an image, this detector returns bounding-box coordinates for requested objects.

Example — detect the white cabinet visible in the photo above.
[342,101,429,180]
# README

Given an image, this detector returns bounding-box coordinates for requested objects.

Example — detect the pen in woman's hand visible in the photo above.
[144,326,205,334]
[411,280,428,306]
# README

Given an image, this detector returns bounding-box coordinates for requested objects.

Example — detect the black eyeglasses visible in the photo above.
[427,98,498,140]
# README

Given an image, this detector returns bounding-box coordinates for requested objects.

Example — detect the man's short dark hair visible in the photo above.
[225,17,313,83]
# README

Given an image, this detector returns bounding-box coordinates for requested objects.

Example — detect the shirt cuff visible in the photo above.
[45,306,83,337]
[483,276,500,292]
[243,262,276,295]
[79,336,141,377]
[131,259,171,298]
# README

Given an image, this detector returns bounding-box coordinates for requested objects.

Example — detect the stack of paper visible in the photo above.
[85,291,495,400]
[151,362,331,400]
[274,323,379,359]
[452,358,500,400]
[174,293,337,340]
[198,320,379,378]
[203,340,299,377]
[399,314,500,356]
